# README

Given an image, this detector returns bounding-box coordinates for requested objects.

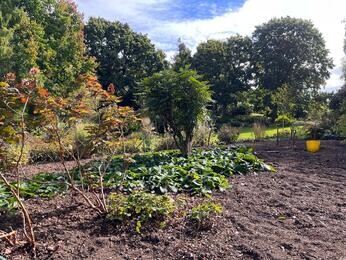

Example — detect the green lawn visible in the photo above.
[238,126,293,140]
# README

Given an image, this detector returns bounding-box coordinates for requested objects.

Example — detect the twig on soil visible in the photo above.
[0,173,36,250]
[0,230,17,246]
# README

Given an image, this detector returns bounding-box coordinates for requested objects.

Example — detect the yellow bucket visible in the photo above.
[306,140,320,153]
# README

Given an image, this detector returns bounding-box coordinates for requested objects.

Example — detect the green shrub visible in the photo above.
[73,123,94,159]
[304,124,327,140]
[107,191,175,233]
[0,183,18,212]
[28,135,73,163]
[137,117,158,152]
[29,141,71,163]
[188,201,223,230]
[218,125,240,144]
[95,137,142,155]
[337,114,346,140]
[276,129,291,138]
[0,144,30,170]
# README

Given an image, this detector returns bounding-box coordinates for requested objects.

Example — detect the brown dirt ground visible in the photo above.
[1,140,345,259]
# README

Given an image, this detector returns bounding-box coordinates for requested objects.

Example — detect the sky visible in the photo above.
[75,0,346,92]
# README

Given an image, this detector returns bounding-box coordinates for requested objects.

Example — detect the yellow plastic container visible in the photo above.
[306,140,320,153]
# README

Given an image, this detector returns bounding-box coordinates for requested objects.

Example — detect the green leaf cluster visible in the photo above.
[188,201,223,223]
[107,191,175,233]
[0,0,95,96]
[0,172,68,212]
[81,146,274,195]
[141,68,212,156]
[0,147,274,211]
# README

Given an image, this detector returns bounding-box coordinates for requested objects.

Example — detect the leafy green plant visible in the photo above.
[1,144,30,170]
[28,135,73,163]
[107,191,175,233]
[305,124,325,140]
[338,114,346,140]
[73,123,94,159]
[81,146,274,195]
[0,183,18,212]
[0,172,68,212]
[188,201,223,230]
[141,68,212,156]
[17,173,68,198]
[0,147,274,213]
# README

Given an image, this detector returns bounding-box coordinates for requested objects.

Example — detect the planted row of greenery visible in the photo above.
[79,146,274,194]
[0,147,274,212]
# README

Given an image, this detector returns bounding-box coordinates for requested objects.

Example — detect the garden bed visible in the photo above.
[0,140,345,259]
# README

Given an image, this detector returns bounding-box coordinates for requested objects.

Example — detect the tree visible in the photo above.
[192,36,254,124]
[84,17,166,108]
[0,0,95,96]
[272,84,297,119]
[141,68,212,156]
[173,40,192,71]
[252,17,334,92]
[343,22,346,82]
[330,23,346,139]
[0,9,43,80]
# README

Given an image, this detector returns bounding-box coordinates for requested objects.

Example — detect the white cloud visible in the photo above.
[76,0,170,28]
[150,0,346,92]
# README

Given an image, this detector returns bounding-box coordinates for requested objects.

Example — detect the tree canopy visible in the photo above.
[173,41,193,71]
[84,17,166,108]
[0,0,95,96]
[141,68,212,156]
[252,16,334,91]
[192,36,254,124]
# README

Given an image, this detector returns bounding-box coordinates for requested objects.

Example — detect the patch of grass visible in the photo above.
[238,126,304,140]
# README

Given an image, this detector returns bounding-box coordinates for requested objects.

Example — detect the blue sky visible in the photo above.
[75,0,346,92]
[139,0,244,22]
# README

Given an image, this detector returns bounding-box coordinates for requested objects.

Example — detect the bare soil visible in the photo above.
[1,140,345,259]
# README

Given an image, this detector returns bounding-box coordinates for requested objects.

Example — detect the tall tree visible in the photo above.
[330,24,346,115]
[0,0,95,96]
[84,17,166,108]
[0,9,43,79]
[173,40,192,71]
[141,68,212,156]
[252,16,334,91]
[192,36,254,124]
[343,22,346,82]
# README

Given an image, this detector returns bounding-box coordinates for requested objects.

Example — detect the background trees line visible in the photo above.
[173,17,334,125]
[83,16,335,126]
[0,0,344,133]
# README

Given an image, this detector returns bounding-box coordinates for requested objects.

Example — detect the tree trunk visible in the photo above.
[181,136,192,157]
